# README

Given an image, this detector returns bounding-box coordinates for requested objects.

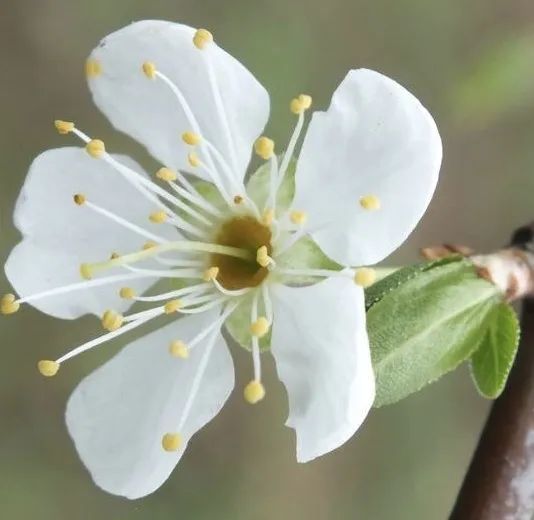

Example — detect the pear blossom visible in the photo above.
[1,20,442,499]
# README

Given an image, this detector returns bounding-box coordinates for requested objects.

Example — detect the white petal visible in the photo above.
[88,20,269,185]
[66,309,233,499]
[270,276,375,462]
[5,147,178,319]
[292,69,442,266]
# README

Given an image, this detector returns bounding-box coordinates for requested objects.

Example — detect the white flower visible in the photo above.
[2,21,442,499]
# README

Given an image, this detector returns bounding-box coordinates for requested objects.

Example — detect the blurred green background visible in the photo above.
[1,1,534,519]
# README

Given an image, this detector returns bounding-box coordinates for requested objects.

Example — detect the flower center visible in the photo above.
[213,216,272,290]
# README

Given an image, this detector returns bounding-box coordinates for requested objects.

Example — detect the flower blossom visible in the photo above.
[1,20,442,498]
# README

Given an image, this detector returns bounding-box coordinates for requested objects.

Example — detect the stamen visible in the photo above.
[71,126,213,228]
[178,296,227,315]
[12,272,159,306]
[80,263,93,280]
[182,131,201,146]
[1,294,20,315]
[187,152,201,167]
[37,360,60,377]
[250,317,270,338]
[203,49,240,177]
[233,195,243,205]
[202,266,219,282]
[128,283,210,303]
[167,179,222,218]
[164,299,182,314]
[162,432,182,452]
[54,120,74,135]
[212,278,252,297]
[290,94,312,115]
[101,310,124,332]
[244,380,265,405]
[277,101,308,191]
[156,167,177,182]
[55,311,160,365]
[354,267,377,287]
[256,246,273,268]
[85,59,102,78]
[119,287,136,300]
[169,340,189,359]
[176,302,239,433]
[261,284,273,324]
[149,210,168,224]
[80,198,166,243]
[248,293,264,398]
[359,195,381,211]
[289,210,308,226]
[266,154,279,211]
[149,70,238,205]
[142,61,156,79]
[86,139,105,158]
[193,28,213,50]
[254,137,274,160]
[87,240,253,277]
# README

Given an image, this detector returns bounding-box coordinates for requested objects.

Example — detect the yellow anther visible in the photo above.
[110,252,121,260]
[164,299,182,314]
[261,208,275,226]
[193,28,213,50]
[182,131,201,146]
[254,136,275,160]
[256,246,272,267]
[203,266,219,282]
[354,267,377,288]
[85,59,102,78]
[290,94,313,115]
[37,360,60,377]
[156,167,177,182]
[149,211,168,224]
[244,380,266,404]
[233,195,244,205]
[142,61,156,79]
[169,340,189,359]
[80,263,93,280]
[142,241,157,251]
[162,432,182,452]
[250,317,270,338]
[54,120,74,135]
[119,287,136,300]
[359,194,381,211]
[188,152,201,168]
[86,139,105,158]
[290,210,308,225]
[101,310,124,332]
[1,294,20,315]
[73,193,86,206]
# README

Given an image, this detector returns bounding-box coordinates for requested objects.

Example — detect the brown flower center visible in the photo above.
[212,216,272,290]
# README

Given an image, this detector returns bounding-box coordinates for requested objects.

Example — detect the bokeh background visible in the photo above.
[1,1,534,518]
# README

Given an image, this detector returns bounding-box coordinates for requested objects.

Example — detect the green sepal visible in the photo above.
[469,302,520,398]
[368,259,501,407]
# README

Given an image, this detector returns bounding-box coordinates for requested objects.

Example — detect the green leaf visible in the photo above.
[368,259,500,407]
[246,156,296,214]
[470,303,520,399]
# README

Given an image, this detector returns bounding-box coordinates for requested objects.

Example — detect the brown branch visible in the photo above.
[449,223,534,519]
